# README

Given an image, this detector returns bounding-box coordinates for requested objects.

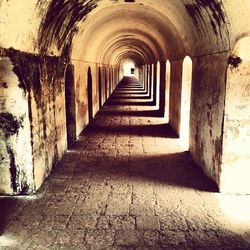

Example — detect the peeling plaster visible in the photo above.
[38,0,99,56]
[185,0,227,37]
[228,56,242,69]
[0,112,24,138]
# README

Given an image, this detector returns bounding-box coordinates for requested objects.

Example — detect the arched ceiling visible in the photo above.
[1,0,250,65]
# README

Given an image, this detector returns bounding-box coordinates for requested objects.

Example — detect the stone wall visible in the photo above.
[189,52,229,187]
[169,60,183,135]
[221,39,250,193]
[0,48,117,194]
[0,49,67,194]
[0,56,34,195]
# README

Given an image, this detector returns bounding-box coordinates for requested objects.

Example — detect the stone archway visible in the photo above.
[87,66,93,122]
[98,66,102,109]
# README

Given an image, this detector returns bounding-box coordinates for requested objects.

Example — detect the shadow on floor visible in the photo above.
[60,146,219,193]
[84,123,178,138]
[106,100,155,106]
[0,197,22,235]
[111,95,151,100]
[98,109,163,117]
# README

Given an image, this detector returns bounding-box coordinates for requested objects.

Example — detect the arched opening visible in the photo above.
[123,61,136,77]
[221,37,250,194]
[149,64,155,101]
[180,56,192,150]
[105,67,108,102]
[111,67,114,93]
[65,64,76,147]
[165,60,171,121]
[156,61,161,108]
[98,67,102,109]
[87,66,93,122]
[108,67,112,96]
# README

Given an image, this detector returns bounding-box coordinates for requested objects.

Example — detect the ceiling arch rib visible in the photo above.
[0,0,232,59]
[96,31,164,65]
[71,3,185,65]
[99,38,157,66]
[114,50,146,67]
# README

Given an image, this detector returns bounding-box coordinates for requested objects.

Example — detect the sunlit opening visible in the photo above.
[180,56,192,150]
[235,36,250,61]
[156,61,160,108]
[216,193,250,225]
[123,61,135,77]
[165,60,171,121]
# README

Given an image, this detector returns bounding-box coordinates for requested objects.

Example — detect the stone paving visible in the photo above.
[1,77,250,249]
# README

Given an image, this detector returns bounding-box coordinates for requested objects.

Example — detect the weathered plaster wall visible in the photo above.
[165,61,171,121]
[74,61,88,136]
[0,0,45,54]
[101,66,107,104]
[24,54,66,190]
[0,49,67,193]
[169,60,183,135]
[0,56,34,195]
[159,61,166,116]
[189,53,229,187]
[91,64,99,118]
[221,39,250,193]
[73,61,115,136]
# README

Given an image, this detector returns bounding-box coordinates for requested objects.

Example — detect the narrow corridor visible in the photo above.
[0,77,250,249]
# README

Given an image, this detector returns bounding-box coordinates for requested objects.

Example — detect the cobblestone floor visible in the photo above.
[1,77,250,249]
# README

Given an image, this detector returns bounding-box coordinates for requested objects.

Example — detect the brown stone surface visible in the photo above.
[0,77,250,249]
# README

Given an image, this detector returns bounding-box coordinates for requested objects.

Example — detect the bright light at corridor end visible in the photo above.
[123,62,135,77]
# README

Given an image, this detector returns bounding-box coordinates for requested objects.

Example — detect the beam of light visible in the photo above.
[123,62,135,77]
[0,235,18,247]
[215,193,250,223]
[180,56,192,150]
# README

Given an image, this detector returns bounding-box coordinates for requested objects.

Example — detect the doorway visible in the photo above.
[87,66,93,122]
[98,67,102,109]
[180,56,192,150]
[65,64,76,147]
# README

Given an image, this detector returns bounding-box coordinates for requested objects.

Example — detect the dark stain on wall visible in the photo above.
[12,65,28,94]
[6,145,18,193]
[1,47,66,194]
[213,136,222,184]
[185,0,226,36]
[6,49,42,105]
[6,145,31,194]
[0,112,24,138]
[38,0,99,56]
[228,56,242,68]
[3,48,65,108]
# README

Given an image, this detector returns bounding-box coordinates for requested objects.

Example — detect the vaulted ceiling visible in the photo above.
[1,0,250,66]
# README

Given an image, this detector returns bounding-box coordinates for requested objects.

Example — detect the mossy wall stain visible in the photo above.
[0,81,8,88]
[38,0,99,56]
[1,47,67,194]
[185,0,226,36]
[228,56,242,69]
[0,112,24,138]
[6,145,18,193]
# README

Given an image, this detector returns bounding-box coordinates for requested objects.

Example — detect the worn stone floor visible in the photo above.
[1,77,250,249]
